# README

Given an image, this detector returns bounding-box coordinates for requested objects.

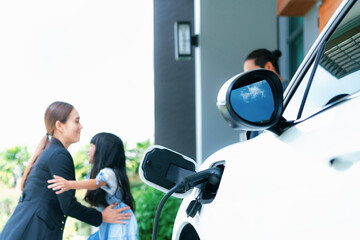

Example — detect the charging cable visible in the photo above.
[152,167,222,240]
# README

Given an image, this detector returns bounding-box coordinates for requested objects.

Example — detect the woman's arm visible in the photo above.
[48,174,131,223]
[48,175,107,194]
[48,149,130,226]
[48,150,102,226]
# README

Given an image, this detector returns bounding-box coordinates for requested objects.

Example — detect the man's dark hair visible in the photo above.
[246,48,282,74]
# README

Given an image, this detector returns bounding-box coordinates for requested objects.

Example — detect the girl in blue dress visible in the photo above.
[48,132,138,240]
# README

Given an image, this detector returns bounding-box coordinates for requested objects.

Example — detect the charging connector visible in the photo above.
[152,167,223,240]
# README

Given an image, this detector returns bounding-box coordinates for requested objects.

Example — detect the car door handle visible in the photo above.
[330,151,360,171]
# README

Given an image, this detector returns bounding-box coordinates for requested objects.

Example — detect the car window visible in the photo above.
[283,63,314,120]
[283,0,360,120]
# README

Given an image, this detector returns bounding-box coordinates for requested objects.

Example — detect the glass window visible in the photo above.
[283,62,314,120]
[283,1,360,121]
[289,17,304,77]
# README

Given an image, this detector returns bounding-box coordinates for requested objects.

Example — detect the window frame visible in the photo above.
[282,0,357,122]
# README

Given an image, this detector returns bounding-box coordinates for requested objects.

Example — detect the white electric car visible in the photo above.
[140,0,360,239]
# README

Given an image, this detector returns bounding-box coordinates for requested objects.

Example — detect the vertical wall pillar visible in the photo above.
[153,0,196,159]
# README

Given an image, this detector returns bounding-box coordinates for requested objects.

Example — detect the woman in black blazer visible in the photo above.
[0,101,131,240]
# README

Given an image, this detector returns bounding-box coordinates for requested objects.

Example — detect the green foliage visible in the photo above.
[133,184,182,240]
[0,146,30,187]
[73,144,92,181]
[63,216,91,240]
[125,139,150,178]
[0,198,14,230]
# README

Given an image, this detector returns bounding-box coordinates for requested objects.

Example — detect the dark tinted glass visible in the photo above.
[230,80,274,123]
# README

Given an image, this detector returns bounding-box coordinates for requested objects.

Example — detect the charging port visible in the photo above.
[186,161,225,217]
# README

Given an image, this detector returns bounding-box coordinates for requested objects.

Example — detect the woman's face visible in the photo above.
[88,143,96,164]
[57,108,83,148]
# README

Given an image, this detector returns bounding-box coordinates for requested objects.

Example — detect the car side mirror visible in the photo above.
[139,145,198,198]
[217,69,283,132]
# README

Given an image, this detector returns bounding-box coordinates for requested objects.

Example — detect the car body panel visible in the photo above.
[173,92,360,239]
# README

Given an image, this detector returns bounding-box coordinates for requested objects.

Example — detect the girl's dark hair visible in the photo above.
[21,101,74,191]
[245,48,282,75]
[84,132,135,212]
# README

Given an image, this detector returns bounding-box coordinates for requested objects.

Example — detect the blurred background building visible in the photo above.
[153,0,342,162]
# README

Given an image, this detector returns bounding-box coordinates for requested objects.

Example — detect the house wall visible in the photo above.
[153,0,339,163]
[195,0,278,161]
[153,0,196,159]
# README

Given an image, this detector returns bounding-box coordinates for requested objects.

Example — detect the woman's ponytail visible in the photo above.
[20,134,49,191]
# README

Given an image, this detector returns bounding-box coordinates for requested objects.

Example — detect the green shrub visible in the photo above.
[133,184,182,240]
[0,146,30,187]
[126,139,150,178]
[0,198,14,230]
[73,144,92,181]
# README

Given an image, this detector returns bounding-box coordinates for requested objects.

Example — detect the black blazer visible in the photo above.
[0,138,102,240]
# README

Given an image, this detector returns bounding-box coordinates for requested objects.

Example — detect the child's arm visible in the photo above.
[48,175,107,194]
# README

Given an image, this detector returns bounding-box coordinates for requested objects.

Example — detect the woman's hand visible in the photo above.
[47,175,72,194]
[102,203,131,224]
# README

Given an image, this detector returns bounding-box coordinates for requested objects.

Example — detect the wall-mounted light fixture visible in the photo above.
[174,21,198,60]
